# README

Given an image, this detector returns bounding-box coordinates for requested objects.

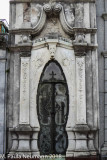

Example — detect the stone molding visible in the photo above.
[101,50,107,57]
[10,0,96,3]
[73,43,97,56]
[101,143,107,155]
[8,44,32,53]
[8,37,97,54]
[9,2,97,36]
[9,28,97,35]
[102,13,107,21]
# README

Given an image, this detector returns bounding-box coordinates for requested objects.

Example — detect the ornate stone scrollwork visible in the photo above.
[31,4,42,26]
[31,3,75,36]
[43,4,52,13]
[18,35,31,44]
[53,3,62,14]
[73,33,87,44]
[64,4,75,27]
[59,4,74,35]
[31,6,47,35]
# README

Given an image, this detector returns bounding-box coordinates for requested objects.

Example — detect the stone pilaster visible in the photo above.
[101,51,107,156]
[101,2,107,155]
[20,57,30,125]
[73,42,90,157]
[0,34,8,157]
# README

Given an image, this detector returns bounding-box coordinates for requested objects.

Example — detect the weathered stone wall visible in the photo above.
[0,34,8,157]
[96,0,107,158]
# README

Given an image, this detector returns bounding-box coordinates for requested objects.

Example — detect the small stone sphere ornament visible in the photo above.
[23,36,28,43]
[43,4,52,13]
[53,3,62,14]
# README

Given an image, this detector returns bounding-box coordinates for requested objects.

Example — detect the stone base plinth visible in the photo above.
[7,156,99,160]
[66,156,99,160]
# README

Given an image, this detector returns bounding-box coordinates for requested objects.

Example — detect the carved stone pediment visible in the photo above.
[29,3,75,36]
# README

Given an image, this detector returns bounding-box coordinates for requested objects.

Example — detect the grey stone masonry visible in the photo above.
[0,34,8,156]
[96,0,107,158]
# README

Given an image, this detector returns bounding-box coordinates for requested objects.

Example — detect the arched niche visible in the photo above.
[37,60,69,155]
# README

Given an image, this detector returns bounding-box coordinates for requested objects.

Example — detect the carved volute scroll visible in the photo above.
[31,6,47,35]
[31,3,75,36]
[31,4,42,26]
[64,4,75,27]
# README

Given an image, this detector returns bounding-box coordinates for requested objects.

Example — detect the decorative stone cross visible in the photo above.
[50,71,56,79]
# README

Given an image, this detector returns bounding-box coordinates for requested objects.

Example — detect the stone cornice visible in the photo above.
[10,0,95,4]
[9,2,97,37]
[32,38,73,50]
[73,43,98,56]
[102,12,107,21]
[9,28,97,35]
[8,43,32,53]
[101,50,107,57]
[8,40,97,56]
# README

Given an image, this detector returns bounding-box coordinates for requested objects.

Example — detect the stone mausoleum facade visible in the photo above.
[0,0,107,159]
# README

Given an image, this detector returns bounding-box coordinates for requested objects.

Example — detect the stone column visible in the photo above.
[73,42,90,157]
[9,45,33,156]
[101,6,107,155]
[76,56,86,124]
[13,57,32,156]
[101,51,107,155]
[0,49,6,156]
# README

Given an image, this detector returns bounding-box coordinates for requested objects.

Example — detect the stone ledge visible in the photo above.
[7,156,99,160]
[66,156,99,160]
[9,124,33,132]
[102,12,107,21]
[8,45,32,53]
[101,143,107,155]
[10,0,96,4]
[73,43,97,56]
[9,126,40,132]
[101,50,107,57]
[73,124,90,132]
[9,28,97,34]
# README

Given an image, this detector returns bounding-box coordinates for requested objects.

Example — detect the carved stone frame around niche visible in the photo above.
[9,35,98,157]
